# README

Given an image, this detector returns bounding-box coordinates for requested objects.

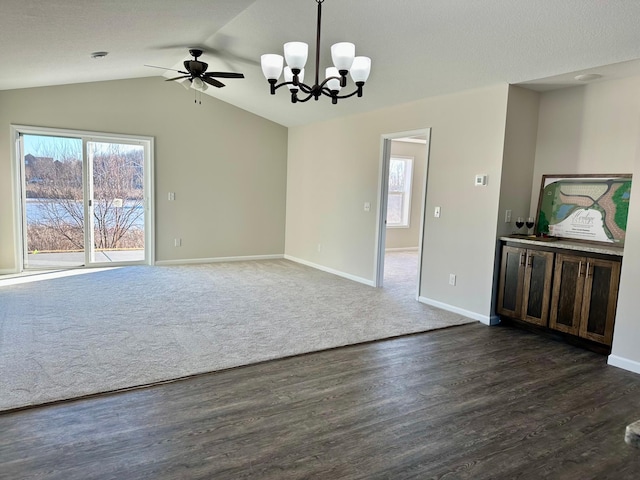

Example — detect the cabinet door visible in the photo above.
[549,254,585,336]
[579,258,621,346]
[521,250,554,326]
[497,246,526,318]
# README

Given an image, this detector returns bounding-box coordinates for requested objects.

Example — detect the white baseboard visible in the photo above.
[284,255,375,287]
[418,296,495,325]
[155,254,284,266]
[385,247,419,252]
[608,355,640,375]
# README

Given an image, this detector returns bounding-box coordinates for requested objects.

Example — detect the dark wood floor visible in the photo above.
[1,323,639,480]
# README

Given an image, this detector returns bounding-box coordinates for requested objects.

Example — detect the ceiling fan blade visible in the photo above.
[202,77,225,88]
[204,72,245,79]
[165,75,190,82]
[144,64,188,74]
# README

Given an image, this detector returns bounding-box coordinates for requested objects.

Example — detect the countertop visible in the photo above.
[499,235,624,257]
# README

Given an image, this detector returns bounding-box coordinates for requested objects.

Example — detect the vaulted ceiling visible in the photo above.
[3,0,640,127]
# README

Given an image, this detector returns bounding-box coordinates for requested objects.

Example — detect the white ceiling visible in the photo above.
[3,0,640,127]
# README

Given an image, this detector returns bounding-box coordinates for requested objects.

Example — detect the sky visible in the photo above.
[23,134,81,162]
[23,134,142,162]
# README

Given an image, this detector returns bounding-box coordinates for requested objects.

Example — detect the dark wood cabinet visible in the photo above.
[497,239,622,349]
[497,246,554,327]
[549,253,620,346]
[497,246,525,319]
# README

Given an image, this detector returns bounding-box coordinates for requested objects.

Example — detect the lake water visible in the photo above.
[26,199,144,228]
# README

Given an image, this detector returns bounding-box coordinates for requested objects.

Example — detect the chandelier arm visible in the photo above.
[296,82,314,94]
[294,91,317,103]
[319,86,335,97]
[317,75,343,90]
[271,81,303,92]
[332,88,362,100]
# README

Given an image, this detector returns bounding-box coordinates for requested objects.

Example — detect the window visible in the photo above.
[386,156,413,227]
[13,125,154,269]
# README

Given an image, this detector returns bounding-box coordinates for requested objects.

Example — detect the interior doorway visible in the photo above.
[12,125,154,270]
[375,129,431,300]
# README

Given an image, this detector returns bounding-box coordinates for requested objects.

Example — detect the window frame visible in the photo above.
[386,155,414,228]
[11,124,155,270]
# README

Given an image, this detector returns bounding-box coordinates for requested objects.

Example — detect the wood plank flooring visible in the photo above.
[1,323,639,479]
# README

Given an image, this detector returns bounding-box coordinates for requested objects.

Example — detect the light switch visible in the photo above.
[434,206,441,218]
[364,202,371,212]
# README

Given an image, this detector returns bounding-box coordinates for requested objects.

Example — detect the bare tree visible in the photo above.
[91,142,144,250]
[25,136,144,253]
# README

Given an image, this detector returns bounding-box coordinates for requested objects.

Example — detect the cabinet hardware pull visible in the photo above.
[520,252,526,266]
[578,261,582,277]
[527,255,533,267]
[586,262,591,278]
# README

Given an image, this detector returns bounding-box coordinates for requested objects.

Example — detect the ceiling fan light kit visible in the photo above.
[261,0,371,104]
[145,48,244,103]
[191,77,207,91]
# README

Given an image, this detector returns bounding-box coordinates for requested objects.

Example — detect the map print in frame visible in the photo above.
[536,174,632,245]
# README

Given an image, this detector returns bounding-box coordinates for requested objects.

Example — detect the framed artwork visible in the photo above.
[536,174,632,245]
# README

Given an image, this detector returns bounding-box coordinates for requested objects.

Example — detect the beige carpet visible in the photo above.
[0,255,475,411]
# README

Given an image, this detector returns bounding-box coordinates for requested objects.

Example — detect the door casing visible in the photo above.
[374,128,431,299]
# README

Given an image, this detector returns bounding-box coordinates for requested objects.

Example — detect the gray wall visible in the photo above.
[497,86,540,238]
[0,77,288,269]
[530,76,640,372]
[285,84,510,321]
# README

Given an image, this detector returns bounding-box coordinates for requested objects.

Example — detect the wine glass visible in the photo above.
[515,217,525,234]
[526,217,535,236]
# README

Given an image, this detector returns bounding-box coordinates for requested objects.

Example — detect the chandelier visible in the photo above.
[260,0,371,104]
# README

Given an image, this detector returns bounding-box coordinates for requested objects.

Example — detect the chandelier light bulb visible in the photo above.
[350,56,371,83]
[261,54,284,80]
[331,42,355,72]
[325,67,341,92]
[284,42,309,71]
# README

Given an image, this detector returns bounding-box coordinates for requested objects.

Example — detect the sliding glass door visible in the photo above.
[22,134,85,267]
[87,140,146,264]
[17,128,153,269]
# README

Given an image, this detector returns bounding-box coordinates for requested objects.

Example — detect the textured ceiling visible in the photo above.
[3,0,640,127]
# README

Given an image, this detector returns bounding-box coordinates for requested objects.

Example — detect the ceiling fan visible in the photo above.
[145,48,245,90]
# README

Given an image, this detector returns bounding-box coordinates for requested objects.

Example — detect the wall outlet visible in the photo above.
[449,274,456,286]
[168,192,175,201]
[505,209,512,223]
[364,202,371,212]
[174,238,182,247]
